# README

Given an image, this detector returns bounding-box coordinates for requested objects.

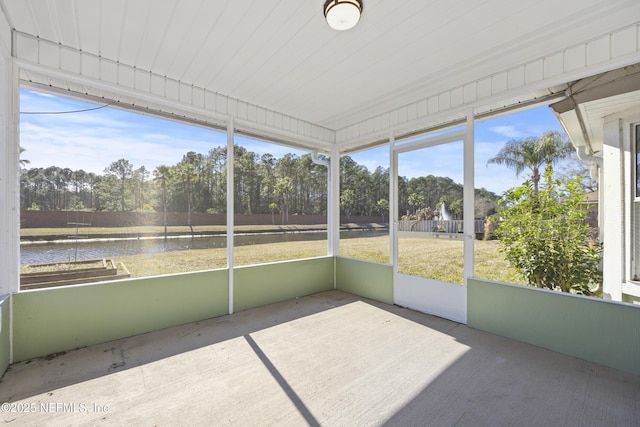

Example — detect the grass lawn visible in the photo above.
[112,240,328,277]
[109,234,524,285]
[340,235,524,285]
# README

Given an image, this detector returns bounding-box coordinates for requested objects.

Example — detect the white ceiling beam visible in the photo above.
[13,32,335,149]
[336,22,640,147]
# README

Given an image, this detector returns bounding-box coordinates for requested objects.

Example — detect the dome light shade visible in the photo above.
[324,0,363,31]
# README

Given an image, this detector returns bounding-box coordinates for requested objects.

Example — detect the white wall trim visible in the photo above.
[12,23,640,154]
[622,281,640,298]
[12,31,335,149]
[336,22,640,147]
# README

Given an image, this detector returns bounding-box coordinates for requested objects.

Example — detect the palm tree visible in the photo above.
[376,198,389,223]
[408,192,424,214]
[340,188,355,222]
[269,202,278,225]
[153,165,172,239]
[174,163,199,234]
[487,131,572,193]
[19,146,30,167]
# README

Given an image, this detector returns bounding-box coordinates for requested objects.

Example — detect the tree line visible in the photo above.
[20,144,500,222]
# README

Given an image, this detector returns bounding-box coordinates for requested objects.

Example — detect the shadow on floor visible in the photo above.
[0,291,357,402]
[1,290,639,426]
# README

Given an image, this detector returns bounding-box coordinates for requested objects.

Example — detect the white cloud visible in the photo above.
[347,147,390,173]
[19,89,555,196]
[488,125,525,139]
[397,142,464,183]
[19,88,230,174]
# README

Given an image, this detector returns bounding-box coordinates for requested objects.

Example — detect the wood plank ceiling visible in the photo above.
[1,0,639,132]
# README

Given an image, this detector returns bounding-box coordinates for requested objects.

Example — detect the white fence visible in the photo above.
[398,219,485,235]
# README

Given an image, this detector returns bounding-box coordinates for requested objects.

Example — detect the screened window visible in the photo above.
[339,146,390,264]
[19,88,228,287]
[632,124,640,281]
[232,137,328,266]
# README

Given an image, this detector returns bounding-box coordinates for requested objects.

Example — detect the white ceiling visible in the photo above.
[1,0,640,133]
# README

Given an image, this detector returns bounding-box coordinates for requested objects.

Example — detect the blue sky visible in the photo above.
[19,89,565,195]
[19,89,300,171]
[328,107,565,194]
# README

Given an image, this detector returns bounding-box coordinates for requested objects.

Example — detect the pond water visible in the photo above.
[20,230,387,265]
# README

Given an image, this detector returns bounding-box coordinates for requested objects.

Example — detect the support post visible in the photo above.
[0,56,19,365]
[330,144,340,258]
[389,131,397,274]
[463,109,475,283]
[0,52,18,297]
[226,118,235,314]
[601,117,625,301]
[310,152,331,256]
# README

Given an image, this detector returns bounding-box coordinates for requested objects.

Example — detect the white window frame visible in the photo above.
[602,107,640,301]
[628,120,640,293]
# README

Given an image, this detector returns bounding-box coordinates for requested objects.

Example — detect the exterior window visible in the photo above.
[339,146,390,264]
[232,137,328,266]
[633,124,640,280]
[19,88,228,288]
[636,124,640,198]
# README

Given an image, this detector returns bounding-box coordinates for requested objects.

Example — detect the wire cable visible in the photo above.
[20,100,117,115]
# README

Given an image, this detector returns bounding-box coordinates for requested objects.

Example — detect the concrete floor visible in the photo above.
[1,290,639,426]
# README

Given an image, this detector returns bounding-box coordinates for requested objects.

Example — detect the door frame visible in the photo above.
[391,124,473,324]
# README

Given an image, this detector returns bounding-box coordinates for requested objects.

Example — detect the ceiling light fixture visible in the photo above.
[324,0,363,31]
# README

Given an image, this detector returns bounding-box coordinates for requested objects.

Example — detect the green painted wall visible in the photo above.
[234,257,334,312]
[0,296,9,378]
[468,278,640,375]
[335,257,393,304]
[12,269,228,362]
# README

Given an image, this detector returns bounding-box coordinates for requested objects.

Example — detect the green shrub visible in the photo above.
[495,170,601,295]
